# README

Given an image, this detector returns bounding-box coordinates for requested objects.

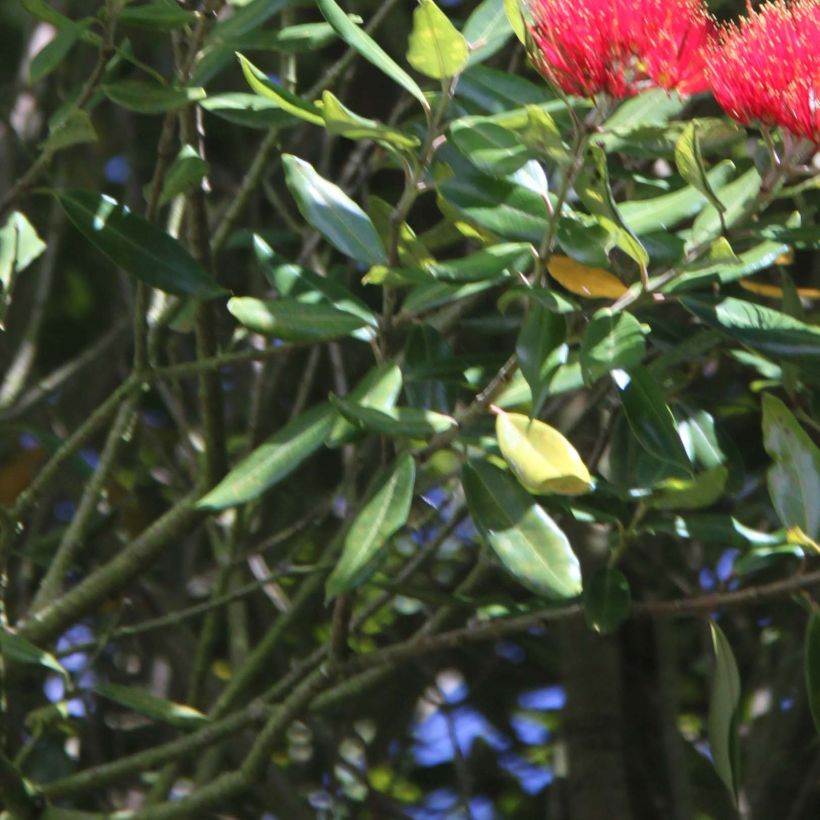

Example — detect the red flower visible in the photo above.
[706,0,820,144]
[525,0,714,99]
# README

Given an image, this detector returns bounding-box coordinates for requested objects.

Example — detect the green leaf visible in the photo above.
[449,118,533,175]
[615,367,691,476]
[503,0,526,43]
[420,242,533,283]
[498,284,578,315]
[102,80,206,114]
[200,92,295,129]
[681,296,820,376]
[580,309,648,385]
[119,0,197,30]
[708,622,741,804]
[690,166,762,247]
[619,161,734,235]
[326,363,403,447]
[674,122,726,216]
[677,408,727,470]
[56,190,225,298]
[407,0,469,80]
[198,403,336,510]
[158,144,210,205]
[495,410,592,496]
[762,394,820,540]
[320,91,419,150]
[516,303,566,416]
[317,0,429,112]
[30,21,89,82]
[603,88,686,134]
[331,395,456,439]
[463,460,582,599]
[95,682,208,729]
[326,454,416,599]
[806,611,820,736]
[42,109,97,152]
[237,53,323,125]
[227,297,367,342]
[0,211,46,296]
[575,144,648,269]
[648,465,729,510]
[463,0,514,65]
[0,628,67,678]
[584,569,631,634]
[282,154,387,266]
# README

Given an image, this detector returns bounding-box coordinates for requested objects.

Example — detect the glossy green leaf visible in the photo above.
[619,161,734,235]
[95,683,207,729]
[200,93,295,129]
[708,622,741,804]
[690,166,762,247]
[677,408,727,470]
[326,363,403,447]
[56,191,225,298]
[449,118,533,175]
[331,395,456,439]
[102,80,206,114]
[584,569,631,634]
[119,0,196,30]
[237,54,323,125]
[407,0,469,79]
[615,367,691,476]
[762,393,820,540]
[580,309,648,385]
[198,403,336,509]
[158,144,209,206]
[516,303,565,416]
[30,21,88,82]
[463,459,582,598]
[43,109,97,152]
[496,410,592,495]
[421,242,533,283]
[326,454,416,599]
[806,611,820,736]
[0,628,67,678]
[320,91,419,149]
[317,0,429,111]
[675,122,726,216]
[227,297,366,342]
[283,154,387,266]
[575,144,648,268]
[463,0,514,64]
[648,465,728,510]
[681,296,820,375]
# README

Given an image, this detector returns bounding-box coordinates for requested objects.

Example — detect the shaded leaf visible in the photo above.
[56,190,225,298]
[0,628,67,678]
[674,121,726,215]
[119,0,196,30]
[463,459,582,598]
[708,622,741,804]
[43,109,97,152]
[30,21,89,82]
[584,568,631,633]
[102,80,206,114]
[648,465,728,510]
[158,144,209,205]
[806,611,820,736]
[516,303,566,416]
[580,308,648,384]
[95,683,207,729]
[326,455,416,599]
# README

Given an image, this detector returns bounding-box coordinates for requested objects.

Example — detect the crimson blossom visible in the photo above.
[706,0,820,144]
[524,0,714,99]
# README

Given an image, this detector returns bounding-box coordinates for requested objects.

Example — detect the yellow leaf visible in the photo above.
[547,255,628,299]
[738,278,820,300]
[495,410,592,495]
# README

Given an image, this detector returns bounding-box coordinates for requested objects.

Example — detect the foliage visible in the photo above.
[0,0,818,818]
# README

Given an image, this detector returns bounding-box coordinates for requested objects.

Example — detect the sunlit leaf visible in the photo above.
[648,465,728,510]
[320,91,419,150]
[407,0,469,79]
[547,255,627,299]
[495,409,592,495]
[237,53,323,125]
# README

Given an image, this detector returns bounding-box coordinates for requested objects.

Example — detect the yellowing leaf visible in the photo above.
[739,278,820,300]
[548,255,628,300]
[495,410,592,495]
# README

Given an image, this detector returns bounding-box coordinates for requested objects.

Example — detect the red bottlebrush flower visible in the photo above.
[524,0,715,99]
[706,0,820,144]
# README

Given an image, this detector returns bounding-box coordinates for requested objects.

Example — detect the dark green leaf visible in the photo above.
[102,81,206,114]
[326,454,416,599]
[30,21,89,82]
[708,622,741,803]
[283,154,387,266]
[331,395,456,439]
[158,145,210,205]
[462,459,582,599]
[584,569,631,634]
[516,304,565,416]
[56,191,225,298]
[580,309,648,385]
[648,465,728,510]
[43,109,97,152]
[119,0,196,30]
[198,403,336,510]
[95,683,208,729]
[0,628,67,678]
[806,611,820,736]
